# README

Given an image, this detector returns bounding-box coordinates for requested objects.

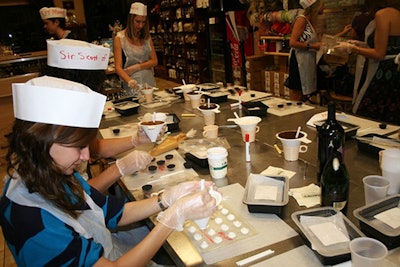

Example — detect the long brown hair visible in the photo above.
[125,13,150,40]
[304,0,324,27]
[6,119,98,218]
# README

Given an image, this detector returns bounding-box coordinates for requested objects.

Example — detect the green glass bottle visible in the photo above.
[320,151,349,213]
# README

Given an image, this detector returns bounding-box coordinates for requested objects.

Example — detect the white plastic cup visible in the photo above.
[350,237,388,267]
[141,88,154,103]
[363,175,390,205]
[207,147,228,179]
[188,92,205,109]
[198,104,220,126]
[194,189,222,229]
[276,130,311,161]
[203,125,218,138]
[228,116,261,142]
[381,148,400,195]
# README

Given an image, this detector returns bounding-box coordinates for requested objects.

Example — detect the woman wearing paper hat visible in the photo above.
[43,39,156,195]
[0,76,218,266]
[39,7,77,40]
[114,1,158,96]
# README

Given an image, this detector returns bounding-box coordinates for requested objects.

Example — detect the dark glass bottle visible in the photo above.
[317,102,345,183]
[320,151,349,213]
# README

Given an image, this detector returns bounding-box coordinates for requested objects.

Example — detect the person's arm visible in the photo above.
[337,10,389,60]
[335,24,352,37]
[113,34,133,84]
[90,137,134,160]
[289,17,320,50]
[124,38,158,75]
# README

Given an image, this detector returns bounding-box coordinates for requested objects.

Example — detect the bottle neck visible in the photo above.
[327,103,336,121]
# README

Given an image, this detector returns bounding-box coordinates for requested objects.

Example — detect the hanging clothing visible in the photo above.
[117,31,156,95]
[291,15,319,96]
[0,172,128,266]
[352,20,400,125]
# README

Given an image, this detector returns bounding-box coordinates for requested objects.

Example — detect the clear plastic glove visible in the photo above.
[115,150,152,176]
[131,128,152,147]
[161,181,215,207]
[157,190,217,231]
[334,42,355,54]
[128,79,138,89]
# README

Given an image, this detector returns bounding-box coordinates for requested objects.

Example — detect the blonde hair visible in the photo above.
[125,13,150,40]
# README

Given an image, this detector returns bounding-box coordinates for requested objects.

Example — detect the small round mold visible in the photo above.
[112,128,120,134]
[183,162,192,169]
[148,165,157,172]
[379,123,387,129]
[165,154,174,160]
[167,164,175,171]
[286,102,292,106]
[250,93,256,97]
[296,101,303,106]
[156,160,165,166]
[277,104,284,109]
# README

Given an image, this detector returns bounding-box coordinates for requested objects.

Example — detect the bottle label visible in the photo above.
[332,200,347,211]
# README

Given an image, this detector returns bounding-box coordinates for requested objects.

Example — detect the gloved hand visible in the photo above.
[157,190,217,231]
[115,150,152,176]
[125,64,141,75]
[161,181,215,208]
[131,128,152,147]
[128,79,138,89]
[334,41,355,54]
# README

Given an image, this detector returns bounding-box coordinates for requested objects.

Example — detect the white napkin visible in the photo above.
[260,166,296,179]
[289,184,321,208]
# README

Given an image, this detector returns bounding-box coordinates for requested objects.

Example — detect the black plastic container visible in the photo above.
[165,113,181,132]
[314,120,359,139]
[292,207,365,265]
[184,152,209,168]
[242,101,269,117]
[356,133,392,159]
[354,194,400,249]
[203,92,229,103]
[242,174,289,216]
[112,100,140,116]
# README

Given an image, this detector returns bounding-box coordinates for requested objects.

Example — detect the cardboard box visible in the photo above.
[264,71,291,98]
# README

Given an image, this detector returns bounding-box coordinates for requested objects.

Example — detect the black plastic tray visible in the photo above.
[353,194,400,249]
[184,152,209,168]
[203,92,229,103]
[314,120,359,139]
[165,113,180,132]
[357,133,393,159]
[112,100,139,116]
[242,101,269,117]
[292,207,365,266]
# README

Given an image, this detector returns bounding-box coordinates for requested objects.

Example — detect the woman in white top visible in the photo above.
[114,1,158,96]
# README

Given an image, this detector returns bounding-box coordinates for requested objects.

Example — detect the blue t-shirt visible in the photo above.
[0,173,125,266]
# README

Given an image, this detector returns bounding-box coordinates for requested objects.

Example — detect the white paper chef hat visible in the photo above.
[130,2,147,16]
[47,39,110,70]
[13,76,106,128]
[39,7,67,20]
[299,0,317,9]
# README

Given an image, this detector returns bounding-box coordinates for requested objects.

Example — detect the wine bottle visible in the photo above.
[317,102,345,183]
[320,151,349,212]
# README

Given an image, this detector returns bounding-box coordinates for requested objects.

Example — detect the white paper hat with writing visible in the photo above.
[39,7,67,20]
[13,76,106,128]
[47,39,110,70]
[130,2,147,16]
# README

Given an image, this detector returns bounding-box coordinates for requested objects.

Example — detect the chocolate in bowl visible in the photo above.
[278,131,305,139]
[141,120,164,125]
[199,104,218,110]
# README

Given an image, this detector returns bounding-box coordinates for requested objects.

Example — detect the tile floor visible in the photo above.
[0,76,180,266]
